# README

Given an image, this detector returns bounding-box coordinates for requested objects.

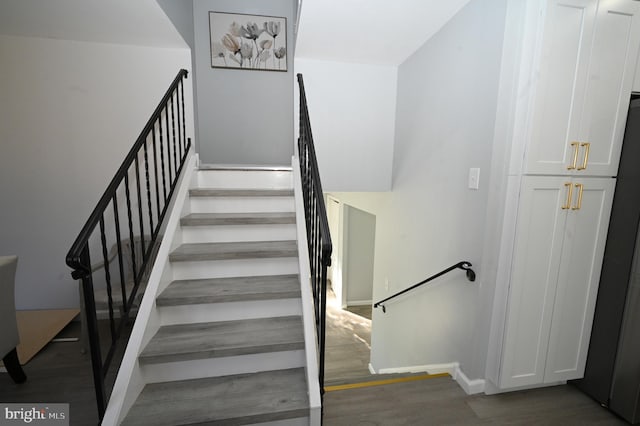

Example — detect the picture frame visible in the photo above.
[209,11,288,72]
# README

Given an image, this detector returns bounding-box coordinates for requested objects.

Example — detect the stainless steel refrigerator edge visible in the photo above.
[574,96,640,424]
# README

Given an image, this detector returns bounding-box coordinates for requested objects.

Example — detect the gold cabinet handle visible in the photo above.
[568,142,580,170]
[572,183,584,210]
[562,182,573,209]
[577,142,590,171]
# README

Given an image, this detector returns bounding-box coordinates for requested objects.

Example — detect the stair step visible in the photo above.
[157,274,301,306]
[180,212,295,226]
[122,368,308,426]
[139,316,304,365]
[169,240,297,262]
[189,188,293,197]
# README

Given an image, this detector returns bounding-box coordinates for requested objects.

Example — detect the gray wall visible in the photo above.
[193,0,295,165]
[157,0,195,48]
[369,0,507,376]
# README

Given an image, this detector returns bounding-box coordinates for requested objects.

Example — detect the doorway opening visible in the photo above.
[324,196,376,384]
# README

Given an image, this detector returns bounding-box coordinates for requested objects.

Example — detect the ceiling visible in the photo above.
[0,0,186,48]
[295,0,472,66]
[0,0,471,66]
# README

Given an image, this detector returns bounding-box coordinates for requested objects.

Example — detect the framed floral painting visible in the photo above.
[209,12,287,72]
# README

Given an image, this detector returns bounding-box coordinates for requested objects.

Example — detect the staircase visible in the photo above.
[103,160,319,425]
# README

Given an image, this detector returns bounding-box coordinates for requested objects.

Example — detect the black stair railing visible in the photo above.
[374,261,476,313]
[297,73,333,395]
[65,69,191,420]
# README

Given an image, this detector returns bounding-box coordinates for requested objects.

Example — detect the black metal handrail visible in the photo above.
[297,73,332,395]
[65,69,190,420]
[374,261,476,313]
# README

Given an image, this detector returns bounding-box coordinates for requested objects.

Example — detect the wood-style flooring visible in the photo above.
[0,320,130,425]
[345,304,372,320]
[0,301,627,425]
[322,293,625,425]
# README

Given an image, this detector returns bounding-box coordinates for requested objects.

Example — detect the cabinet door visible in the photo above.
[499,176,569,388]
[576,1,640,176]
[544,177,615,382]
[524,0,597,175]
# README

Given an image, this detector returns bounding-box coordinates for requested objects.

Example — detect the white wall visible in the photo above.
[294,59,396,191]
[0,35,192,310]
[344,205,376,304]
[369,0,507,376]
[193,0,295,165]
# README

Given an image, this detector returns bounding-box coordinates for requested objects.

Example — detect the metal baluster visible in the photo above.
[171,93,177,175]
[134,156,146,272]
[143,139,154,246]
[112,196,128,311]
[124,173,139,310]
[165,106,173,183]
[151,127,161,222]
[176,86,183,160]
[99,216,116,342]
[158,114,168,204]
[180,78,186,155]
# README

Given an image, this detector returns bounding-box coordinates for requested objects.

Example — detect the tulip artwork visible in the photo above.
[210,12,287,72]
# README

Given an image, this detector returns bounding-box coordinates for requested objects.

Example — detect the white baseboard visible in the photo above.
[346,300,372,306]
[375,362,458,376]
[453,365,485,395]
[368,362,486,395]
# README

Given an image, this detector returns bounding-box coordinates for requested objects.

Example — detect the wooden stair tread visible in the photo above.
[189,188,293,197]
[180,212,295,226]
[139,316,304,364]
[169,240,297,262]
[121,368,308,425]
[157,274,301,306]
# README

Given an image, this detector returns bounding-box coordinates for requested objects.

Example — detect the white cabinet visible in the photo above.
[488,0,640,392]
[524,0,640,176]
[499,176,615,389]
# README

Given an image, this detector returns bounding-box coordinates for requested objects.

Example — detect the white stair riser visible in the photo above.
[141,350,305,383]
[190,196,294,213]
[158,299,303,326]
[196,170,292,189]
[171,257,299,281]
[181,224,296,243]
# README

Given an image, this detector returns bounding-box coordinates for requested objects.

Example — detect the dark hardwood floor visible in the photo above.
[0,320,130,425]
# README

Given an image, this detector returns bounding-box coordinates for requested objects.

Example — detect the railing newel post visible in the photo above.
[79,245,107,419]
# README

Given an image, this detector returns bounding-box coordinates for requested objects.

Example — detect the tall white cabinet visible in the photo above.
[488,0,640,391]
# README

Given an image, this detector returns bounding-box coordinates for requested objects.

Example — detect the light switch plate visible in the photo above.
[468,168,480,190]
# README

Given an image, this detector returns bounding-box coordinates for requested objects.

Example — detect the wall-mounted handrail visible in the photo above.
[65,69,190,421]
[374,261,476,313]
[296,73,332,396]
